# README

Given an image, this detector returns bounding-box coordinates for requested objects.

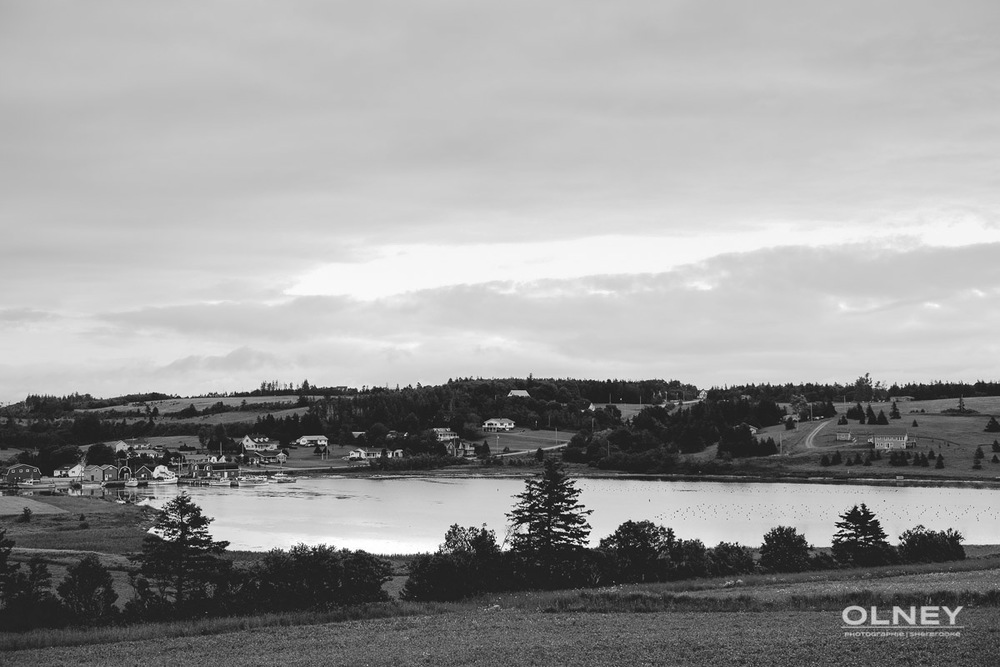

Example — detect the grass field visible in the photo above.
[78,395,303,414]
[7,606,997,666]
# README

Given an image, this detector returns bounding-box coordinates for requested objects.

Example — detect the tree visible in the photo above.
[759,526,811,573]
[507,460,592,585]
[865,404,877,424]
[831,504,893,567]
[935,454,945,469]
[975,446,985,460]
[985,416,1000,433]
[85,442,116,466]
[129,494,230,615]
[875,410,889,426]
[889,401,901,420]
[599,520,674,583]
[57,555,118,626]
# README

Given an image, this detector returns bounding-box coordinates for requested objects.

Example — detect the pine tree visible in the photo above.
[865,404,878,424]
[985,416,1000,433]
[832,504,893,566]
[975,446,985,460]
[57,554,118,626]
[129,494,231,613]
[935,455,945,469]
[889,401,901,419]
[507,459,592,582]
[876,410,889,425]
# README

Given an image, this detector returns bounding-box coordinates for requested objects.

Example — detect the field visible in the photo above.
[77,395,303,414]
[7,601,999,666]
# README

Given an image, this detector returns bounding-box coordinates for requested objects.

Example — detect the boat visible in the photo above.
[268,472,297,483]
[147,473,179,485]
[236,474,267,486]
[124,479,139,488]
[207,477,236,487]
[18,479,57,489]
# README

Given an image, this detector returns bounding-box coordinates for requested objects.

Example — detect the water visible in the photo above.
[64,476,1000,553]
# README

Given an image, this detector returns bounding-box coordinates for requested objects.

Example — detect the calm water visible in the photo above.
[68,476,1000,553]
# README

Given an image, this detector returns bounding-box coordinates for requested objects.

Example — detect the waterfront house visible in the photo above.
[82,464,116,483]
[53,463,86,478]
[2,464,41,485]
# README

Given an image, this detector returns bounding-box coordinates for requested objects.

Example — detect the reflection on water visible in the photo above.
[14,477,1000,554]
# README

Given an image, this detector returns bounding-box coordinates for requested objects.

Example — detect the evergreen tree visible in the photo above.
[507,460,592,583]
[865,405,878,424]
[876,410,889,425]
[935,454,945,469]
[57,554,118,626]
[832,504,893,566]
[129,494,231,615]
[889,401,901,419]
[985,416,1000,433]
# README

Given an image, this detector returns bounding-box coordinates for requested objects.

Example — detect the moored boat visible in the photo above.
[268,472,297,483]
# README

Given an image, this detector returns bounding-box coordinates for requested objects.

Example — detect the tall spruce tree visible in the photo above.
[507,459,592,584]
[130,493,231,614]
[832,503,893,566]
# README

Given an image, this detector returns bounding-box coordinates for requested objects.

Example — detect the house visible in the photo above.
[2,464,41,485]
[241,435,280,452]
[82,464,117,483]
[432,428,459,444]
[53,463,86,478]
[836,431,855,442]
[248,450,286,465]
[507,390,531,399]
[738,423,759,435]
[446,441,476,458]
[483,418,515,432]
[294,435,329,447]
[190,460,241,479]
[868,429,911,450]
[118,464,154,481]
[347,448,403,461]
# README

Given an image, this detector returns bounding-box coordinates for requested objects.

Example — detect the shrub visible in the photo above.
[898,525,965,563]
[16,507,32,524]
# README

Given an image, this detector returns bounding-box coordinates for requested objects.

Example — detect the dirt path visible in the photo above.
[803,419,831,449]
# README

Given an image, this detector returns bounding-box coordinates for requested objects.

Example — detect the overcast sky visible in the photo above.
[2,1,1000,402]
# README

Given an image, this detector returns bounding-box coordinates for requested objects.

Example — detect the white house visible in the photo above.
[868,430,910,450]
[53,463,86,478]
[294,435,329,447]
[836,431,855,442]
[241,435,280,452]
[483,418,515,432]
[507,390,531,399]
[348,448,403,461]
[432,428,459,444]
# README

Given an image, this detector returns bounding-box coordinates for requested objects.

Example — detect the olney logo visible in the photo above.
[842,606,963,627]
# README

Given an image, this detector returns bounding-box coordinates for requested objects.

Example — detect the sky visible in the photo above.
[2,1,1000,403]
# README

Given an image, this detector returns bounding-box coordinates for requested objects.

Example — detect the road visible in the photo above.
[802,419,830,449]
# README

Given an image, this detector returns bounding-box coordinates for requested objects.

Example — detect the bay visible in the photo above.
[78,476,1000,553]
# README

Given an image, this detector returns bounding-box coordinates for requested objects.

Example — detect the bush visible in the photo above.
[708,542,755,577]
[16,507,32,524]
[898,525,965,563]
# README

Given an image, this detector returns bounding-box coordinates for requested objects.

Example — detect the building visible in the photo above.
[294,435,329,447]
[241,435,280,452]
[507,390,531,399]
[836,431,854,442]
[53,463,86,478]
[868,429,911,450]
[432,428,459,444]
[82,464,117,483]
[483,418,515,432]
[2,464,41,485]
[446,441,477,458]
[347,448,403,461]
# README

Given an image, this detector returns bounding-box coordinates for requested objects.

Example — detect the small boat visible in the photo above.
[207,477,235,487]
[147,474,179,485]
[236,475,267,486]
[124,479,139,488]
[268,472,297,483]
